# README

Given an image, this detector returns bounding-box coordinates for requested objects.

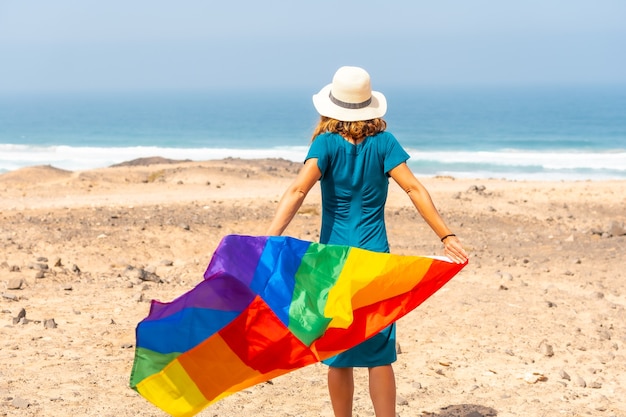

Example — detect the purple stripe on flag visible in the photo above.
[204,235,268,286]
[146,273,256,321]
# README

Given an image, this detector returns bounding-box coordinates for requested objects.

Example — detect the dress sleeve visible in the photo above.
[305,133,330,176]
[382,132,410,174]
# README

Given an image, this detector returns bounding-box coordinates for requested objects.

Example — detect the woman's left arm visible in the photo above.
[389,162,468,263]
[266,158,322,236]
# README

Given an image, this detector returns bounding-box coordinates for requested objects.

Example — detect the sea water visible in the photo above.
[1,86,625,180]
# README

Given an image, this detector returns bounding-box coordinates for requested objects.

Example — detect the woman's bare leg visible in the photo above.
[328,366,354,417]
[368,365,396,417]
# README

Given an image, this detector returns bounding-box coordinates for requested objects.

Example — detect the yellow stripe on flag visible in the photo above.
[325,249,433,329]
[136,359,207,417]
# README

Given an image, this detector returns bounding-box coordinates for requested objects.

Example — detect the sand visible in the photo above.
[1,158,625,417]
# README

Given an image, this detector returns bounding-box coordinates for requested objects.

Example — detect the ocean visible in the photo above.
[1,86,625,181]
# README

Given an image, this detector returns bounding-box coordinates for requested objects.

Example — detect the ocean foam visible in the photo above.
[1,144,625,181]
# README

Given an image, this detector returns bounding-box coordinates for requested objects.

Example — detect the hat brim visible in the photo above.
[312,83,387,122]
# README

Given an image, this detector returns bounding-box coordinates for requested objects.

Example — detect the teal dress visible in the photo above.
[306,131,410,367]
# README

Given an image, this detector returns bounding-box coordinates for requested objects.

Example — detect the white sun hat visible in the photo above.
[312,66,387,122]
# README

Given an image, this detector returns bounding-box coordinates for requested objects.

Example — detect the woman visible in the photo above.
[267,66,468,417]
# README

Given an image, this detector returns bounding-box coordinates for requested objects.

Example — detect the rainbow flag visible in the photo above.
[130,234,466,417]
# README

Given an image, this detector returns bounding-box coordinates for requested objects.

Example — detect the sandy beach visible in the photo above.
[1,158,625,417]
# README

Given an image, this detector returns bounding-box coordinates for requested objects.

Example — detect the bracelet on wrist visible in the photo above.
[440,233,456,242]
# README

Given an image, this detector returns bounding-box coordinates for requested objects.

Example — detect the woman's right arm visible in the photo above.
[266,158,321,236]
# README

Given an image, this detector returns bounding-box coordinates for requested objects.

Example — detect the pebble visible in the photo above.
[6,278,23,290]
[499,272,513,281]
[467,184,487,194]
[540,343,554,357]
[591,221,626,237]
[607,221,625,237]
[599,352,615,364]
[12,308,27,324]
[522,372,547,383]
[29,262,48,271]
[11,397,30,409]
[44,318,57,329]
[589,380,603,389]
[396,395,409,406]
[125,266,162,283]
[573,375,586,387]
[559,369,571,381]
[591,395,610,411]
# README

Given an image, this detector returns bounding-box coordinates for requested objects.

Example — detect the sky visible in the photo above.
[0,0,625,93]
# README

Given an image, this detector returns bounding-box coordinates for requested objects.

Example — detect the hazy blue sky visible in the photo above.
[0,0,624,92]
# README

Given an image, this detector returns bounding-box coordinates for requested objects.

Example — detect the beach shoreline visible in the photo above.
[1,158,625,416]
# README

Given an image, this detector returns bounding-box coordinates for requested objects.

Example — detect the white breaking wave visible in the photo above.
[0,144,309,172]
[1,143,625,181]
[406,149,626,171]
[405,149,626,180]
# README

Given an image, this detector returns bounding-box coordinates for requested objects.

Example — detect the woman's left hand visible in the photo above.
[443,236,469,264]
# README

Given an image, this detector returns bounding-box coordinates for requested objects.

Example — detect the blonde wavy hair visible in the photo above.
[311,116,387,142]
